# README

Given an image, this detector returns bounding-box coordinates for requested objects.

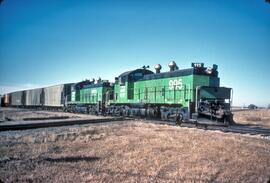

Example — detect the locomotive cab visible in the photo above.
[115,68,154,101]
[117,68,154,84]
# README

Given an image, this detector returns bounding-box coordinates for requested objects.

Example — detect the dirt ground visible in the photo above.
[0,120,270,182]
[0,107,97,120]
[233,109,270,128]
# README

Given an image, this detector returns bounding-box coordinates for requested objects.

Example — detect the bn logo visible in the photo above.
[169,79,183,90]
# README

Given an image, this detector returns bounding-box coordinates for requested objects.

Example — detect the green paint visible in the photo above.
[110,74,216,107]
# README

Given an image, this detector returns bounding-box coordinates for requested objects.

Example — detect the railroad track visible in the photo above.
[1,115,269,138]
[222,125,270,137]
[138,118,270,137]
[0,117,125,131]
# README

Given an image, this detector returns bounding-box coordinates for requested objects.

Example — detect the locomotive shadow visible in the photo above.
[44,156,100,163]
[232,122,270,131]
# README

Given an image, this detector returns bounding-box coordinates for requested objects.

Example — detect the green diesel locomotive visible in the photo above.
[67,62,233,124]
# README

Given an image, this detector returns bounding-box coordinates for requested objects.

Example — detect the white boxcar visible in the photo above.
[44,85,63,107]
[44,84,72,107]
[11,91,24,106]
[25,88,43,106]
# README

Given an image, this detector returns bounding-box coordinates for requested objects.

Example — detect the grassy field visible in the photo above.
[1,118,270,182]
[233,109,270,128]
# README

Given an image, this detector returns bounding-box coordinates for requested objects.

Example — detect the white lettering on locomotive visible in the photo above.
[169,79,183,90]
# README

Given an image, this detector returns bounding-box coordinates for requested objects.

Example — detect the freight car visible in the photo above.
[4,83,73,109]
[1,94,10,107]
[25,88,44,107]
[10,91,25,106]
[44,83,73,109]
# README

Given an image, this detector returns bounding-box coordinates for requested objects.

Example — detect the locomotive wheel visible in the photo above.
[175,113,183,125]
[223,114,234,126]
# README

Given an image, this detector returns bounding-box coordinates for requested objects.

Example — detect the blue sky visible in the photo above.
[0,0,269,106]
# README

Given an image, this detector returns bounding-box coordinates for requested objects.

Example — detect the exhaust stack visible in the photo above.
[154,64,162,73]
[168,61,179,71]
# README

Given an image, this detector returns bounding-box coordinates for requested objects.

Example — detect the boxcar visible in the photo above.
[10,91,25,106]
[4,94,9,105]
[1,94,10,107]
[25,88,44,106]
[44,84,73,107]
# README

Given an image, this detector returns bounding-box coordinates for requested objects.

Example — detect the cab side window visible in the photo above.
[119,77,125,86]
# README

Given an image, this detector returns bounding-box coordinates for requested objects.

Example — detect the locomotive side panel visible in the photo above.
[80,86,112,105]
[112,75,208,107]
[133,75,195,106]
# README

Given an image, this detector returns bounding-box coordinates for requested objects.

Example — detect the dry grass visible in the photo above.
[0,121,270,183]
[233,109,270,128]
